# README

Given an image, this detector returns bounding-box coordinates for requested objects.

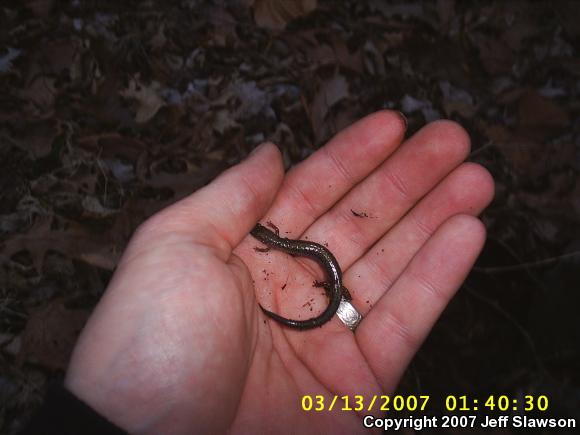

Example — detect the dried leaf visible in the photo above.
[2,217,121,271]
[23,0,54,18]
[437,0,455,32]
[253,0,317,31]
[81,196,118,219]
[517,90,570,140]
[19,299,89,370]
[440,81,476,118]
[0,47,21,73]
[472,34,514,75]
[400,95,440,122]
[18,76,57,116]
[119,76,166,123]
[213,109,240,134]
[310,73,349,138]
[10,119,60,158]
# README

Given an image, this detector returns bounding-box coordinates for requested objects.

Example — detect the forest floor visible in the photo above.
[1,1,579,433]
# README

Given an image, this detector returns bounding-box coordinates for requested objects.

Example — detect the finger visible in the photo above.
[246,121,473,337]
[304,120,472,268]
[345,162,494,310]
[262,110,406,231]
[356,214,486,393]
[138,143,284,259]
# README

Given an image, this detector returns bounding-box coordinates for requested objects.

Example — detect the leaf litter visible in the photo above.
[1,0,579,432]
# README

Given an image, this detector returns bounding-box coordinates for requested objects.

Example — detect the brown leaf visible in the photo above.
[478,121,511,143]
[253,0,317,31]
[19,299,89,370]
[472,34,514,75]
[204,5,238,47]
[10,119,60,159]
[440,81,476,118]
[517,90,570,140]
[18,76,57,117]
[119,76,166,123]
[285,30,364,73]
[77,134,147,161]
[497,136,576,184]
[145,159,228,201]
[310,73,349,141]
[81,196,118,219]
[23,0,54,18]
[437,0,455,33]
[498,137,544,179]
[2,217,121,271]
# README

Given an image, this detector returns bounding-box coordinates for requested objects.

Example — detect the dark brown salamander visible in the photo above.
[250,222,345,330]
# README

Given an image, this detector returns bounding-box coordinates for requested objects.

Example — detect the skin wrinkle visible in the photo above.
[282,347,334,413]
[322,143,355,185]
[410,269,447,303]
[309,331,381,408]
[381,166,412,201]
[375,307,419,353]
[227,256,260,339]
[262,285,343,389]
[210,186,259,251]
[343,216,370,257]
[353,333,382,387]
[285,177,323,221]
[288,254,334,302]
[330,204,370,258]
[200,221,238,260]
[362,247,396,293]
[409,209,436,239]
[399,165,491,236]
[317,111,402,177]
[205,283,247,340]
[346,209,389,262]
[271,354,318,433]
[122,225,171,264]
[266,327,321,404]
[358,322,408,396]
[230,169,265,219]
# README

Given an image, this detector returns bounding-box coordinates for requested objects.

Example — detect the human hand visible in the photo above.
[65,111,494,434]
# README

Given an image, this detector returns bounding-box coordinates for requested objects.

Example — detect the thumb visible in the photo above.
[142,143,284,258]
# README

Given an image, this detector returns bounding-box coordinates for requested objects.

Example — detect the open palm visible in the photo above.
[65,111,494,434]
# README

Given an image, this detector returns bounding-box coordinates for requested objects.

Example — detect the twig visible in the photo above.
[474,236,548,294]
[469,140,494,158]
[463,284,543,372]
[473,250,580,273]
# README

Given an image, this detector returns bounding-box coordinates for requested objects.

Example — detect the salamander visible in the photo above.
[250,222,345,330]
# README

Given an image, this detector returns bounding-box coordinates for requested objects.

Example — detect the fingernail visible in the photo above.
[397,111,408,129]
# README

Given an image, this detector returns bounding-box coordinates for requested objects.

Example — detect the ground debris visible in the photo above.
[1,0,579,432]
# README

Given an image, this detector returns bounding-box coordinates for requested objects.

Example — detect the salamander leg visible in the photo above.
[266,220,280,236]
[314,281,352,301]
